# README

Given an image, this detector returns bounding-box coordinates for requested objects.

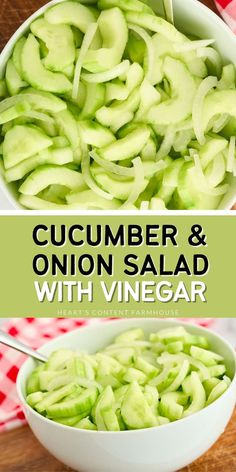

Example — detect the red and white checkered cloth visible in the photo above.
[215,0,236,32]
[0,317,213,433]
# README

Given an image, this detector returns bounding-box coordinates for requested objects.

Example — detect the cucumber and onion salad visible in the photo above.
[1,0,236,210]
[26,326,232,431]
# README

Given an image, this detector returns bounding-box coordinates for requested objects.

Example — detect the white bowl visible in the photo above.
[17,319,236,472]
[1,0,236,209]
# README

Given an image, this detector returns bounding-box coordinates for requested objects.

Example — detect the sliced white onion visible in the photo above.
[197,47,222,77]
[156,125,175,160]
[121,156,145,208]
[72,22,98,100]
[81,151,113,200]
[90,150,134,177]
[212,113,229,133]
[128,24,154,83]
[82,60,130,83]
[227,136,236,173]
[192,76,218,145]
[175,39,215,52]
[193,152,228,196]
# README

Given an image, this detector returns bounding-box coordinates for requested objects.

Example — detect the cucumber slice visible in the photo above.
[218,64,235,90]
[30,19,75,72]
[206,379,229,406]
[98,0,153,15]
[182,372,206,417]
[12,37,26,77]
[159,391,188,421]
[55,414,87,426]
[96,88,140,130]
[26,365,45,394]
[101,407,120,431]
[75,417,97,430]
[115,328,144,343]
[3,125,53,169]
[208,365,226,377]
[190,346,223,367]
[0,101,30,125]
[80,83,105,119]
[5,147,73,182]
[54,109,81,162]
[203,90,236,131]
[79,120,115,147]
[36,382,77,413]
[46,387,98,418]
[94,386,115,430]
[98,125,150,161]
[199,137,228,169]
[27,391,46,407]
[121,381,157,429]
[21,34,72,93]
[123,367,147,385]
[66,189,121,209]
[125,12,184,43]
[146,57,197,125]
[5,59,27,96]
[135,79,161,121]
[83,8,128,73]
[20,88,67,113]
[45,1,97,34]
[19,165,85,195]
[92,167,148,200]
[0,80,8,98]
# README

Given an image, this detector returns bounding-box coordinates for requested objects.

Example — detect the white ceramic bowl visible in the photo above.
[1,0,236,209]
[17,319,236,472]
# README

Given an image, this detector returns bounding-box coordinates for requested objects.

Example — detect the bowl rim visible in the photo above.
[1,0,236,210]
[16,318,236,436]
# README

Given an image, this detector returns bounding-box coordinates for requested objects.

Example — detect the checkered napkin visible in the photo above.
[0,318,102,432]
[0,317,213,433]
[215,0,236,32]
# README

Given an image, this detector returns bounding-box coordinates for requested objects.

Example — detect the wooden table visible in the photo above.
[0,407,235,472]
[0,0,235,470]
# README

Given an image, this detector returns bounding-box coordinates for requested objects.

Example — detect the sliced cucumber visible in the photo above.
[79,120,115,147]
[54,109,81,162]
[83,8,128,73]
[182,372,206,417]
[19,165,85,195]
[31,19,75,71]
[66,189,121,209]
[5,59,27,96]
[121,381,157,429]
[5,147,73,182]
[12,37,26,77]
[45,1,97,33]
[146,57,197,125]
[21,34,72,93]
[98,125,150,161]
[3,125,52,169]
[98,0,153,15]
[46,387,98,418]
[80,83,105,119]
[36,382,77,413]
[20,88,67,113]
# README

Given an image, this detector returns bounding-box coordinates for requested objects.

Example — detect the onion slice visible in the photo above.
[175,39,215,52]
[90,150,135,177]
[156,125,175,160]
[192,76,217,145]
[197,47,222,77]
[82,60,130,83]
[72,22,98,100]
[121,156,145,208]
[81,151,113,200]
[128,24,154,83]
[193,152,228,196]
